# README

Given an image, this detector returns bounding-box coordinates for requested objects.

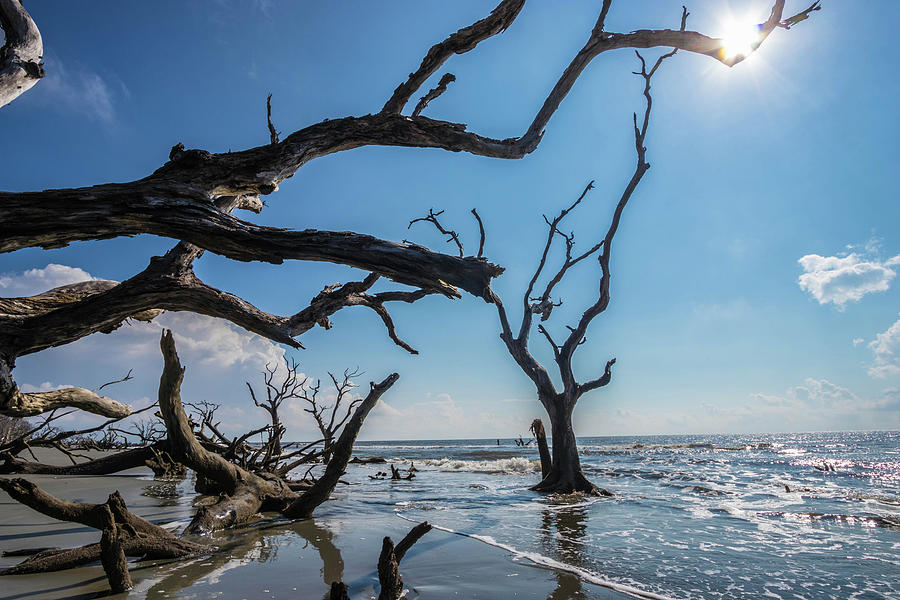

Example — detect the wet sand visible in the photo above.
[0,451,631,600]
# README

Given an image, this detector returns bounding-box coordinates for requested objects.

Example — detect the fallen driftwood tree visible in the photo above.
[0,331,398,592]
[0,0,821,594]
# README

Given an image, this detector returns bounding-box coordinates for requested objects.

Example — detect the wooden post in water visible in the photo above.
[530,419,551,481]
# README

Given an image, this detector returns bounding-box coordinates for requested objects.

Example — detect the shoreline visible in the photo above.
[0,452,636,600]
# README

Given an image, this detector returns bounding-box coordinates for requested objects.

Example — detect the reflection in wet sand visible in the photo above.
[137,517,344,598]
[541,503,588,600]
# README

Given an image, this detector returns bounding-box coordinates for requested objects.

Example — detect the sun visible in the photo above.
[720,19,762,59]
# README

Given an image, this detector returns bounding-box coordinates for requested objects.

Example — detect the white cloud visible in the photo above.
[159,313,285,369]
[360,392,534,440]
[852,338,865,347]
[8,262,289,433]
[797,252,900,309]
[37,56,116,123]
[868,314,900,379]
[19,381,73,393]
[0,264,95,297]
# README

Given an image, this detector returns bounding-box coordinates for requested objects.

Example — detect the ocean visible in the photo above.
[342,431,899,599]
[1,431,897,599]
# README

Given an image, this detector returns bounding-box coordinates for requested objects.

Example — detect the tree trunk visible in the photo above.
[0,444,161,475]
[531,401,610,495]
[530,418,551,480]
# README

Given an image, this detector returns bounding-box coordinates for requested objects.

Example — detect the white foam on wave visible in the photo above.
[418,457,539,474]
[397,514,680,600]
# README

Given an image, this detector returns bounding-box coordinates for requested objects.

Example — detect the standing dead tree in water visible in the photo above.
[410,3,814,493]
[410,49,668,492]
[299,368,364,464]
[0,0,817,420]
[486,49,675,494]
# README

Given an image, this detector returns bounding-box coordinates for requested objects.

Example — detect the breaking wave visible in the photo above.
[397,514,678,600]
[417,457,540,474]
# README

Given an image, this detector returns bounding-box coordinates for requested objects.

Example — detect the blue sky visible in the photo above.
[2,1,898,439]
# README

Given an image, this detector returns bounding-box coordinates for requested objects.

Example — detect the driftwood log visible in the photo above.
[0,331,399,593]
[325,521,432,600]
[0,480,210,577]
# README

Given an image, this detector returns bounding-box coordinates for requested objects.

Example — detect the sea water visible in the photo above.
[334,431,899,599]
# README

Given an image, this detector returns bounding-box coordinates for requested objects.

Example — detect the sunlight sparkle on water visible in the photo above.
[720,19,762,59]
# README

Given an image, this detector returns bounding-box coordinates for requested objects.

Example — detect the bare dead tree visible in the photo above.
[488,48,675,493]
[0,413,29,445]
[409,8,727,493]
[299,368,365,464]
[0,0,43,107]
[246,358,308,466]
[0,1,816,420]
[0,331,399,591]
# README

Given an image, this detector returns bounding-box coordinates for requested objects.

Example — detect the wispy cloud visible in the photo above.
[868,314,900,379]
[8,263,289,432]
[36,55,116,123]
[797,247,899,309]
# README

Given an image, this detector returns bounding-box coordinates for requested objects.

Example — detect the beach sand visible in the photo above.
[0,452,631,600]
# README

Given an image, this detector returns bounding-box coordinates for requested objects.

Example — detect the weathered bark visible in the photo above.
[393,521,432,562]
[156,329,394,532]
[0,248,437,418]
[375,522,432,600]
[0,190,502,299]
[0,444,160,475]
[0,1,815,418]
[99,505,133,593]
[0,478,190,539]
[484,45,675,494]
[0,362,131,418]
[1,547,59,557]
[531,405,610,496]
[155,329,295,534]
[0,479,210,576]
[282,372,399,518]
[0,0,43,107]
[0,1,811,247]
[0,534,209,576]
[377,537,404,600]
[145,448,187,479]
[530,418,551,480]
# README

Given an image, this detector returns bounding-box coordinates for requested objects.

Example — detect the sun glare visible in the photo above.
[720,20,762,59]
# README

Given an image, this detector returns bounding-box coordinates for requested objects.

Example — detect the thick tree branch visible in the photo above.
[0,189,502,298]
[0,0,43,107]
[381,0,525,115]
[282,372,399,518]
